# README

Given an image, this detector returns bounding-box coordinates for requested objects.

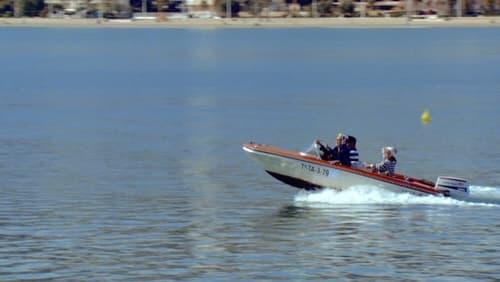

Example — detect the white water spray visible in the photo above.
[294,185,500,207]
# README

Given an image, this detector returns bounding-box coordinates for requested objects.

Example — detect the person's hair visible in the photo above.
[347,135,356,147]
[336,133,347,144]
[382,147,397,157]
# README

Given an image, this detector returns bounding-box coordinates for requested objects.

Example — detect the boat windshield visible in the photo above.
[300,141,322,158]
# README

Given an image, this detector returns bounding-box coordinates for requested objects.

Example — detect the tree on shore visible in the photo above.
[0,0,14,16]
[23,0,45,16]
[0,0,45,17]
[340,0,354,16]
[316,0,333,16]
[482,0,496,14]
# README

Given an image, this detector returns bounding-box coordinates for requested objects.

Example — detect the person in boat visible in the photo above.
[369,147,397,176]
[346,135,360,168]
[315,133,350,165]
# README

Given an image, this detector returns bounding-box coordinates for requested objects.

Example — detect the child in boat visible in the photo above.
[369,147,397,176]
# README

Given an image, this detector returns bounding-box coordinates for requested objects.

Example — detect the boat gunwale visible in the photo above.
[244,143,441,195]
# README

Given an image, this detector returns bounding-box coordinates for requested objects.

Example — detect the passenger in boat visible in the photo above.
[369,147,397,176]
[346,135,360,167]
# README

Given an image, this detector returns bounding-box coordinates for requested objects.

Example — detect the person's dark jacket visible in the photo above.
[331,144,351,166]
[318,143,350,166]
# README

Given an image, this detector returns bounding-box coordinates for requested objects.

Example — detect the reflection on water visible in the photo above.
[1,183,499,280]
[1,27,500,280]
[276,204,312,218]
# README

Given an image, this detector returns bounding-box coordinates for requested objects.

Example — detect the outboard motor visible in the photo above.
[435,176,469,198]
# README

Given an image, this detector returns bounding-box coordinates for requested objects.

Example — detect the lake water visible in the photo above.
[1,27,499,281]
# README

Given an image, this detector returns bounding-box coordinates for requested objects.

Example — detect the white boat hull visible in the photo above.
[243,143,452,198]
[244,146,432,196]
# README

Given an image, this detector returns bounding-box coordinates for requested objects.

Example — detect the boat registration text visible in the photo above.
[300,163,329,177]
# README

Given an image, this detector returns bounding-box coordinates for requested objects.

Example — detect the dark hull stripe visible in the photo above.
[266,171,323,191]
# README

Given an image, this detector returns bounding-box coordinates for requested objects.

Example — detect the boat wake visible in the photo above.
[467,185,500,205]
[294,185,500,207]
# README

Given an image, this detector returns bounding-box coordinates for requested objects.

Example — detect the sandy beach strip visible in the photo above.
[1,16,499,29]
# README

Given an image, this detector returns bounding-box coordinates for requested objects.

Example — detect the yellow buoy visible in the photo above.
[421,109,431,125]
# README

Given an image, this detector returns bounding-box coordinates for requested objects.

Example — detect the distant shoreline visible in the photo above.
[1,17,500,29]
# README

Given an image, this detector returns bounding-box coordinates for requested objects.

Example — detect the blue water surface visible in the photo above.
[0,27,499,280]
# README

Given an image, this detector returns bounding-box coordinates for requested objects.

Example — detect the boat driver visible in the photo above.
[316,133,350,166]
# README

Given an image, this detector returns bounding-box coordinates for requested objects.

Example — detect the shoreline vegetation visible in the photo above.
[1,16,500,28]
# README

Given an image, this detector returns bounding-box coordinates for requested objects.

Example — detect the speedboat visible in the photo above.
[243,142,471,200]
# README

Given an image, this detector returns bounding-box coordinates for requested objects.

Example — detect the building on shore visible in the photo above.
[1,0,498,17]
